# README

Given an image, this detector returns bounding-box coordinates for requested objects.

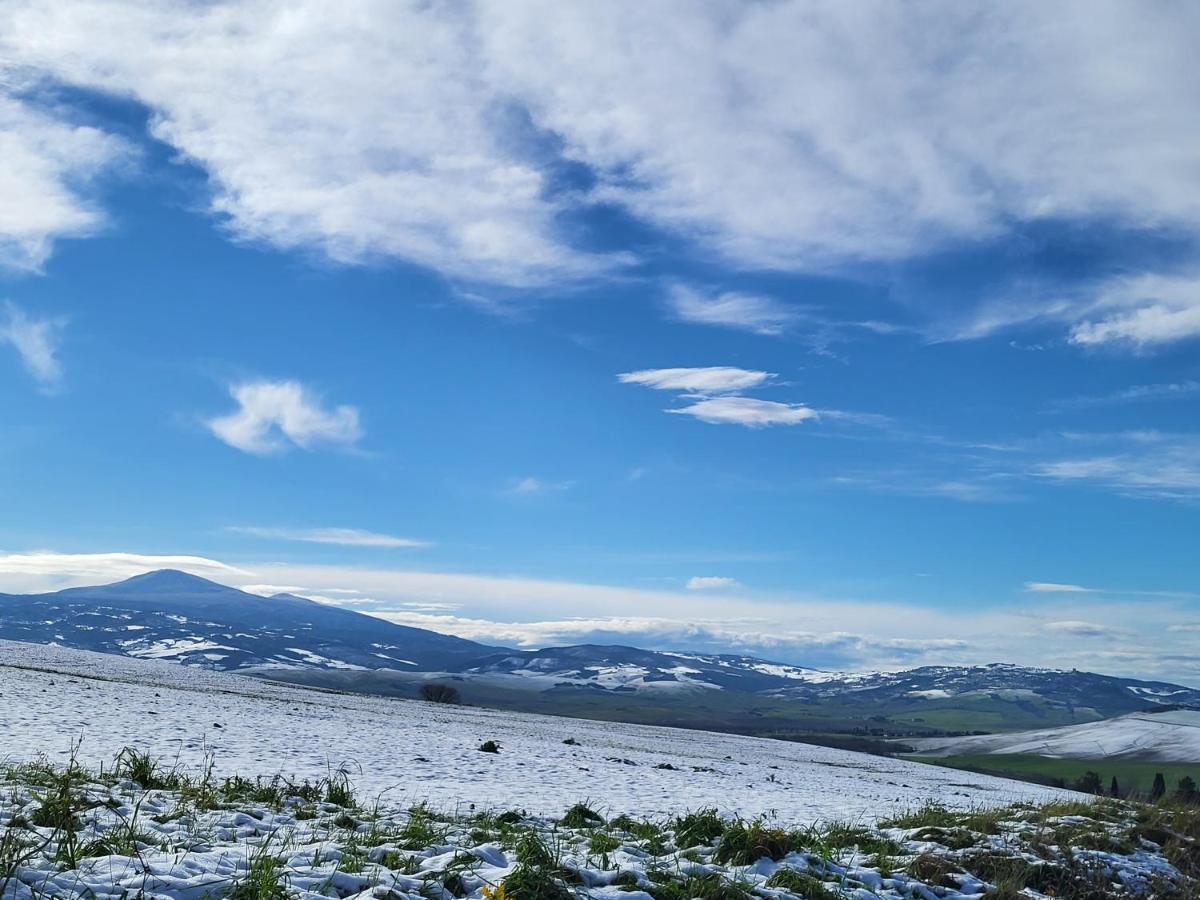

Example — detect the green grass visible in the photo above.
[910,753,1200,795]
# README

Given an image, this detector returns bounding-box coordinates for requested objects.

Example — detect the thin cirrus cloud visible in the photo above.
[2,1,1198,347]
[617,367,773,394]
[227,526,430,549]
[506,476,574,496]
[0,301,66,391]
[666,285,798,336]
[1050,380,1200,411]
[1034,432,1200,501]
[206,380,362,456]
[1024,582,1094,593]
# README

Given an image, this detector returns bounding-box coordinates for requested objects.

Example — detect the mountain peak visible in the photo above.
[100,569,233,594]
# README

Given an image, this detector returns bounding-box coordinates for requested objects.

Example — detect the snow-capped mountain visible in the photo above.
[2,570,1198,735]
[0,569,492,671]
[459,645,832,692]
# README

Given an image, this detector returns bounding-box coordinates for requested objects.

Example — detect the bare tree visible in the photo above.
[419,683,461,704]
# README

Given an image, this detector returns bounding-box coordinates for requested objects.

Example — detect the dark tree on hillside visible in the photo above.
[1176,776,1198,804]
[1074,771,1103,795]
[419,683,461,704]
[1151,772,1167,801]
[1110,776,1120,798]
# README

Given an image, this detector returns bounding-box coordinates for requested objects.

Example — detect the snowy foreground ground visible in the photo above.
[0,641,1067,824]
[3,641,1198,899]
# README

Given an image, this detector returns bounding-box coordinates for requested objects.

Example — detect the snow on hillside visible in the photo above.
[910,710,1200,762]
[0,640,1073,825]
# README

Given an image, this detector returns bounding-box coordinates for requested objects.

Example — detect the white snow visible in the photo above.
[0,640,1077,826]
[910,710,1200,762]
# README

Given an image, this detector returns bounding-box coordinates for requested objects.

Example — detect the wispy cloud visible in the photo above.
[666,285,797,335]
[0,93,129,271]
[227,526,429,548]
[206,380,362,455]
[506,476,574,496]
[1025,582,1094,593]
[1034,432,1200,501]
[669,396,819,428]
[686,576,739,591]
[618,367,774,394]
[1070,273,1200,348]
[1050,380,1200,411]
[0,301,67,391]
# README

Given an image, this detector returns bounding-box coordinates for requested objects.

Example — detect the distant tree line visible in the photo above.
[1071,770,1198,804]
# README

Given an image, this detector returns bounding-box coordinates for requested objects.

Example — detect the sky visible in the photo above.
[1,1,1199,683]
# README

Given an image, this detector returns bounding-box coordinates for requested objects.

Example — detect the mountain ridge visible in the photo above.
[2,569,1197,737]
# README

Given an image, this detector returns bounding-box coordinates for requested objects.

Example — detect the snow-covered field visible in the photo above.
[0,640,1072,825]
[910,710,1200,762]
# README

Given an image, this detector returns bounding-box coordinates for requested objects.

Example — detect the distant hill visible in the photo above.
[908,709,1200,762]
[2,569,1198,737]
[0,569,493,671]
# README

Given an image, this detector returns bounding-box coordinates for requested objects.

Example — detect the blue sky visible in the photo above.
[1,2,1199,682]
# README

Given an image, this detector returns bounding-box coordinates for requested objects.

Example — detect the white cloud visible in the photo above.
[479,2,1200,268]
[666,285,797,335]
[1070,274,1200,348]
[227,526,429,548]
[0,92,128,271]
[3,2,1198,291]
[686,576,739,591]
[206,380,362,455]
[617,367,773,395]
[669,396,819,428]
[1025,582,1094,594]
[0,301,66,390]
[0,2,612,286]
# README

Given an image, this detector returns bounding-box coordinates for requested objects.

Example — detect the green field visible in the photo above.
[908,752,1200,796]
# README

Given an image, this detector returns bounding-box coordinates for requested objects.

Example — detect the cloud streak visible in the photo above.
[666,285,797,336]
[227,526,429,548]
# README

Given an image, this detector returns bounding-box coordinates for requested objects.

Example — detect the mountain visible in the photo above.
[908,708,1200,762]
[2,570,1199,739]
[0,569,493,671]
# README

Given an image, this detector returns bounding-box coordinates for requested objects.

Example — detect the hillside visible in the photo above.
[909,709,1200,763]
[0,639,1068,823]
[5,640,1200,900]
